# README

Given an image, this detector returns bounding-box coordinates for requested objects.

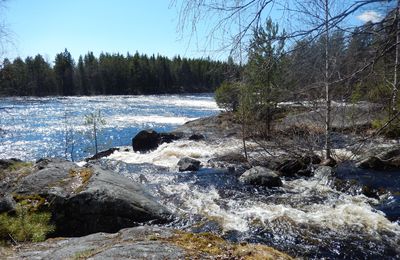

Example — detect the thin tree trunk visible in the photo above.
[392,0,400,113]
[242,119,248,160]
[237,0,248,161]
[94,122,98,154]
[324,0,332,160]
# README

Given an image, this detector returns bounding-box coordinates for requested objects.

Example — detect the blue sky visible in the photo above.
[2,0,389,63]
[4,0,200,61]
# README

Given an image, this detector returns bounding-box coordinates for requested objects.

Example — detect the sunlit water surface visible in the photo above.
[0,94,219,161]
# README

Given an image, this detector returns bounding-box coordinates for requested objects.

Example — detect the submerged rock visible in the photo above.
[159,132,182,144]
[1,158,172,237]
[132,129,160,152]
[189,133,205,141]
[208,152,249,175]
[85,147,120,161]
[239,166,282,188]
[178,157,201,172]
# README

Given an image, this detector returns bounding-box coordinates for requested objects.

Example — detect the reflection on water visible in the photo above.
[0,94,219,160]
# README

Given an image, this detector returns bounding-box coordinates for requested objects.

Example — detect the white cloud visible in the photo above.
[357,10,383,23]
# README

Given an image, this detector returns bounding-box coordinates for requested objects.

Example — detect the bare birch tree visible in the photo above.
[391,0,400,113]
[173,0,400,160]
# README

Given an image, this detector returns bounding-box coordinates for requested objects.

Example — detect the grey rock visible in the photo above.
[15,160,78,194]
[177,157,201,172]
[239,166,282,188]
[51,165,171,237]
[174,112,241,139]
[0,195,16,213]
[212,153,248,164]
[5,158,172,237]
[12,226,186,260]
[276,154,321,177]
[356,147,400,170]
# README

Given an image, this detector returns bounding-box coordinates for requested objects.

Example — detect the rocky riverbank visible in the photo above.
[1,110,400,259]
[0,147,293,259]
[4,226,292,259]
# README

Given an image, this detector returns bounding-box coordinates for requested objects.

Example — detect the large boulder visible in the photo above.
[177,157,201,172]
[356,147,400,170]
[1,158,172,237]
[132,130,183,152]
[239,166,282,188]
[132,129,160,152]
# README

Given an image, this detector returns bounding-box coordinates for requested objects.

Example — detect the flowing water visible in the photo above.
[0,94,218,161]
[1,95,399,259]
[104,140,400,259]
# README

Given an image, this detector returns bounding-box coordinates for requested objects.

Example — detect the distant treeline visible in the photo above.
[0,50,235,96]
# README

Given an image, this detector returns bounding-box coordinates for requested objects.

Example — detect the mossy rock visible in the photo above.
[166,231,293,259]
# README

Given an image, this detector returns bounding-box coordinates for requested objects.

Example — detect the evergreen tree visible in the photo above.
[54,49,75,96]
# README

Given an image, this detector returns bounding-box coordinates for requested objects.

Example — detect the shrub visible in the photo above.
[372,118,400,139]
[215,82,241,112]
[0,205,54,243]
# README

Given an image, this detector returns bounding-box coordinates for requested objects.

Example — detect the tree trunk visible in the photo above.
[392,0,400,113]
[324,0,332,160]
[93,122,98,154]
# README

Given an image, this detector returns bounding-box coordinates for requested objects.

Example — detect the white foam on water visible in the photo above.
[166,178,400,238]
[107,136,400,239]
[107,138,242,169]
[161,183,250,232]
[111,115,198,125]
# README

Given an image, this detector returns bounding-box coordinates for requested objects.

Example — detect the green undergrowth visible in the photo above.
[372,117,400,138]
[0,205,54,243]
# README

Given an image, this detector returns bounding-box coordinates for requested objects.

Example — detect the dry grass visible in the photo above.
[167,231,293,259]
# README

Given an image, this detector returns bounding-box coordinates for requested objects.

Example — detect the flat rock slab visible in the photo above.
[6,226,292,260]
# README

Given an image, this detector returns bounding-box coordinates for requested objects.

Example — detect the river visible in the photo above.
[0,94,219,161]
[0,94,399,259]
